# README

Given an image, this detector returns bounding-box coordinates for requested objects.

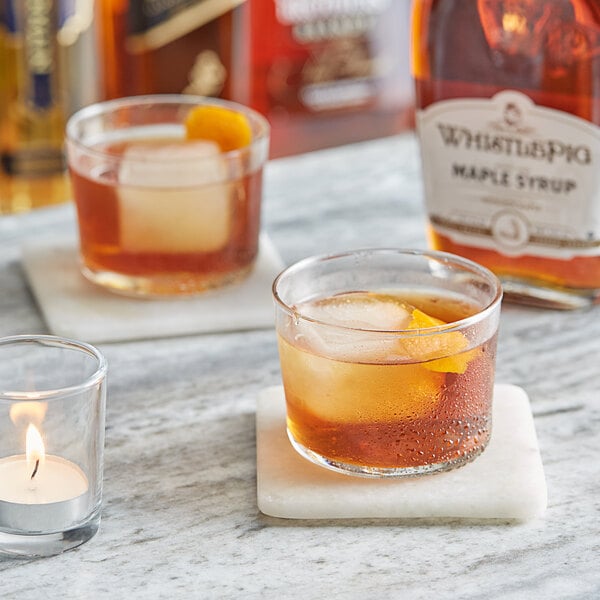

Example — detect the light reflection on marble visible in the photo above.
[0,134,598,599]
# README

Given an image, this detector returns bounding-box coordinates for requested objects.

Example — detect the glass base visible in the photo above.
[0,510,100,558]
[287,430,487,478]
[500,277,600,310]
[81,263,254,298]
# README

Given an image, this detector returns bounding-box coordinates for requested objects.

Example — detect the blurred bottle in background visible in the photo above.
[0,0,415,213]
[413,0,600,309]
[230,0,414,158]
[97,0,245,100]
[0,0,99,214]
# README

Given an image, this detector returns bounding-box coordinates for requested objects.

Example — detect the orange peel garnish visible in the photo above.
[185,105,252,152]
[399,309,478,374]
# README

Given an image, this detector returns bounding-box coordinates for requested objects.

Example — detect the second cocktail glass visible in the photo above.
[66,95,270,297]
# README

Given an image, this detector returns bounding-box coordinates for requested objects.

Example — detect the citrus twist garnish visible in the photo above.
[184,105,252,152]
[402,308,478,374]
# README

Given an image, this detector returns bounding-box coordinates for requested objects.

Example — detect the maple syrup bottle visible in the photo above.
[412,0,600,309]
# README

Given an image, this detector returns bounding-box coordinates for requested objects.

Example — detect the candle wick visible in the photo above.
[31,458,40,480]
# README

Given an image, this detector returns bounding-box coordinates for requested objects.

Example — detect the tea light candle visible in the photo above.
[0,424,89,533]
[0,335,106,557]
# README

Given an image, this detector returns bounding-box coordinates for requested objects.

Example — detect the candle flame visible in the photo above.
[9,400,47,426]
[26,424,46,474]
[502,12,527,34]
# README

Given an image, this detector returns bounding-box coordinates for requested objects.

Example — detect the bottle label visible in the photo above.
[417,91,600,258]
[272,0,394,113]
[5,0,58,110]
[127,0,245,52]
[1,0,66,178]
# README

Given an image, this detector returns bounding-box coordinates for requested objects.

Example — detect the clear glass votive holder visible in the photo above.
[0,335,107,557]
[273,249,503,478]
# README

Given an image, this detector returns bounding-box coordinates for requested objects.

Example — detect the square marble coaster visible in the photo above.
[21,234,284,344]
[256,384,547,520]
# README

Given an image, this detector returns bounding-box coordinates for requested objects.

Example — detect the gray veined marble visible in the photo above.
[0,134,599,599]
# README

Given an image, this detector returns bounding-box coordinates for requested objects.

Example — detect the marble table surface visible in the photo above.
[0,134,598,599]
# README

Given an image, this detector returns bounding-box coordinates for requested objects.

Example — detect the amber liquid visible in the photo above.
[278,291,497,471]
[412,0,600,300]
[70,139,262,296]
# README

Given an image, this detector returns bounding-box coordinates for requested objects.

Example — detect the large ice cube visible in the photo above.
[293,293,413,362]
[118,141,231,253]
[300,293,412,331]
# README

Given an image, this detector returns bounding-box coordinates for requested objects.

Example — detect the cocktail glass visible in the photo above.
[66,95,269,296]
[273,249,503,477]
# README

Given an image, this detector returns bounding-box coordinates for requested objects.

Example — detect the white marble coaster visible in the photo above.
[21,234,284,344]
[256,384,547,520]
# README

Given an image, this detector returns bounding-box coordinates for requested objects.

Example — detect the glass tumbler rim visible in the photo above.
[65,93,271,160]
[0,335,107,402]
[272,247,503,335]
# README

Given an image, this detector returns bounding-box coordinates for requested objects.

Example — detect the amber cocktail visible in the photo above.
[273,249,503,477]
[66,96,269,296]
